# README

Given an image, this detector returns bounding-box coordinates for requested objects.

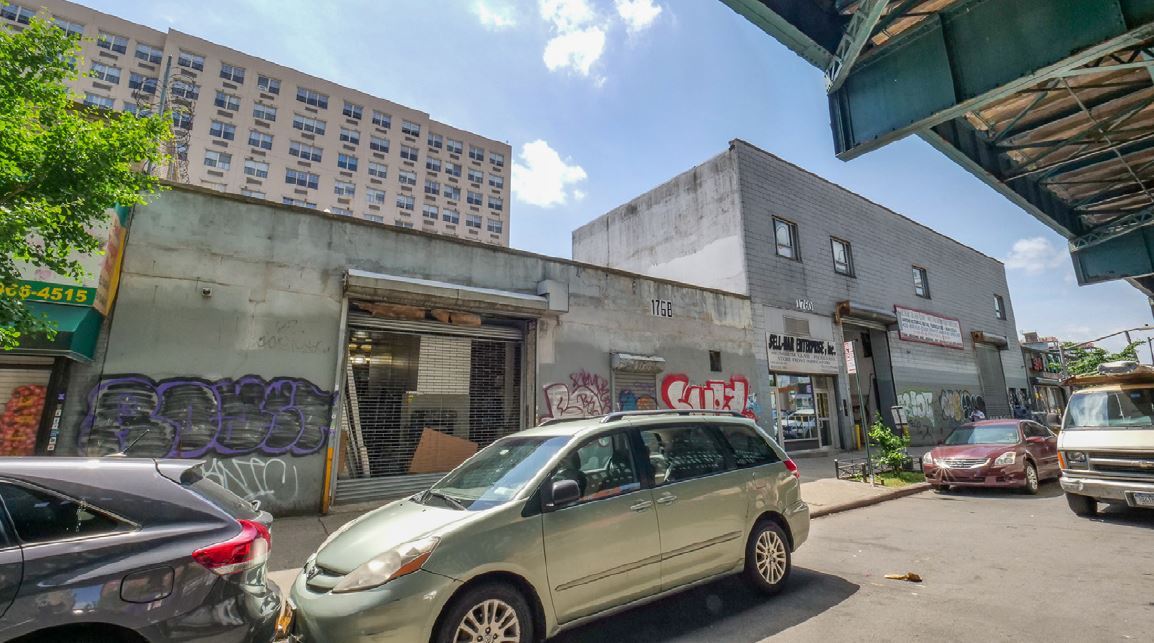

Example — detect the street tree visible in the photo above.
[1062,341,1142,376]
[0,14,170,349]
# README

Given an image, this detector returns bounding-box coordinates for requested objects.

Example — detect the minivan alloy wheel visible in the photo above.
[755,530,788,584]
[455,599,521,643]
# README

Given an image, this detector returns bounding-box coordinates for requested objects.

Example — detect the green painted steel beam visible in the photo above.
[718,0,840,67]
[830,0,1154,160]
[1072,224,1154,283]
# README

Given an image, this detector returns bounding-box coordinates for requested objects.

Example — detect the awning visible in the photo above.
[835,301,897,329]
[971,331,1009,349]
[13,302,103,362]
[344,269,549,316]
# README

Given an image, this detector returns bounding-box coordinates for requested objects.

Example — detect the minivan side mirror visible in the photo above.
[545,479,581,511]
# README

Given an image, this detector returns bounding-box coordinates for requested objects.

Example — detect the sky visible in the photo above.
[82,0,1154,351]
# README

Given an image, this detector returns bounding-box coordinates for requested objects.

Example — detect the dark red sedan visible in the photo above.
[922,420,1060,494]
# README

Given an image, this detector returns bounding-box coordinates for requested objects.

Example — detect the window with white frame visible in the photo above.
[285,169,319,189]
[282,197,316,208]
[292,114,326,135]
[289,141,323,162]
[343,101,363,119]
[487,218,503,234]
[209,120,236,140]
[220,62,245,83]
[83,93,114,109]
[372,110,391,128]
[170,80,199,100]
[398,170,417,186]
[214,90,241,111]
[203,149,231,170]
[465,213,482,229]
[296,87,328,108]
[249,130,273,150]
[442,208,460,224]
[773,217,798,260]
[243,159,269,178]
[401,120,421,136]
[488,196,503,210]
[330,206,353,216]
[489,151,505,167]
[395,219,414,229]
[400,145,419,162]
[334,180,356,197]
[396,194,415,210]
[53,17,84,37]
[370,135,389,153]
[466,190,483,206]
[425,179,440,195]
[443,185,460,201]
[253,103,277,121]
[122,104,151,117]
[90,62,121,84]
[177,50,204,71]
[339,127,360,145]
[135,43,163,64]
[1,4,36,25]
[468,168,483,184]
[444,162,461,178]
[428,132,443,149]
[488,173,504,189]
[257,75,281,94]
[468,145,485,162]
[367,161,387,178]
[913,266,930,298]
[831,237,854,276]
[423,204,439,219]
[426,157,441,173]
[446,138,464,155]
[128,73,157,94]
[366,188,386,205]
[365,213,384,223]
[338,153,358,171]
[994,294,1006,320]
[171,110,192,130]
[97,32,128,54]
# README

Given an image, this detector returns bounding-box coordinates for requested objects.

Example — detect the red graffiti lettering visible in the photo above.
[660,374,755,419]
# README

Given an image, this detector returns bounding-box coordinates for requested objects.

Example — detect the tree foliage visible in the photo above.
[0,15,170,348]
[1062,341,1142,376]
[868,417,910,473]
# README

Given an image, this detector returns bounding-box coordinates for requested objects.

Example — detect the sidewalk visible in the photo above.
[791,446,931,483]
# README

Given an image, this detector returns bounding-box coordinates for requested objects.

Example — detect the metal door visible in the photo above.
[815,383,832,448]
[975,344,1010,417]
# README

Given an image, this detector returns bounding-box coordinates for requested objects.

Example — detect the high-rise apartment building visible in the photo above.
[5,0,512,245]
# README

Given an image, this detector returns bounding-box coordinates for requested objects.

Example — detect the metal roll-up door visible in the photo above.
[334,315,524,505]
[974,343,1010,418]
[0,358,53,457]
[612,371,658,411]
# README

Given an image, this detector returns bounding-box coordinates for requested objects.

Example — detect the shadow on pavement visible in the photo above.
[551,567,857,643]
[933,479,1063,500]
[1094,503,1154,529]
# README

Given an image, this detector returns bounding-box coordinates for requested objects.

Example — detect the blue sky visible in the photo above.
[84,0,1154,350]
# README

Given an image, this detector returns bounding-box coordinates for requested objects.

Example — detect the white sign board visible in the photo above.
[895,306,964,350]
[766,332,840,374]
[844,341,857,374]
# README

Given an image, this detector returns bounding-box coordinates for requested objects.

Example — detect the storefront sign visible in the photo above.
[895,306,964,349]
[766,332,839,374]
[844,341,857,374]
[15,207,127,315]
[2,280,96,305]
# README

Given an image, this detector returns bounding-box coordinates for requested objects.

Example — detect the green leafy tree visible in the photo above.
[0,13,170,348]
[868,417,910,473]
[1062,341,1142,376]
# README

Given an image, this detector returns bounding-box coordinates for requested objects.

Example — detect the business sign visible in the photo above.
[844,341,857,374]
[766,332,840,374]
[15,207,127,315]
[895,306,964,349]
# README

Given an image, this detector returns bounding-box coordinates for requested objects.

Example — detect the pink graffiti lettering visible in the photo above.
[660,374,755,419]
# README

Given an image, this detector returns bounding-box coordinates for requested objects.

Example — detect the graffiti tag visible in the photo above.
[542,370,610,419]
[660,374,756,419]
[203,456,300,510]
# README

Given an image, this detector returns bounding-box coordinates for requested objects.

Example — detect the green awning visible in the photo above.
[13,302,103,362]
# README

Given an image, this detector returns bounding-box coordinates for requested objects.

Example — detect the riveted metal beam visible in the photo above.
[719,0,840,67]
[825,0,888,93]
[1071,215,1154,284]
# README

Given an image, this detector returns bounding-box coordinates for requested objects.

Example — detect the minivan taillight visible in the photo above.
[784,458,800,480]
[192,519,271,576]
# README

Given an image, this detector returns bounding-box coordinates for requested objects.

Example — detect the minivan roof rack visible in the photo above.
[601,410,746,423]
[537,416,594,427]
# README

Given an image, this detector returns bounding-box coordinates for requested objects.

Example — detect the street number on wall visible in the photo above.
[650,299,673,318]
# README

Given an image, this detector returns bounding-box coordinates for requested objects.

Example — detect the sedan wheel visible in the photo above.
[744,520,791,595]
[437,583,533,643]
[1021,462,1039,495]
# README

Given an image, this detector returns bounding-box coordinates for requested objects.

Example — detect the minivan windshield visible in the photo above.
[1065,388,1154,429]
[944,425,1019,445]
[425,435,570,511]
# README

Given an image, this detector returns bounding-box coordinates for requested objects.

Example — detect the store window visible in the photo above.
[767,374,832,450]
[0,361,51,456]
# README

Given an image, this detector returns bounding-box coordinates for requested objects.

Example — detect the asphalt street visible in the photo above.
[552,481,1154,642]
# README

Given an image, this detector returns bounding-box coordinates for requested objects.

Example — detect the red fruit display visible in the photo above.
[0,384,47,456]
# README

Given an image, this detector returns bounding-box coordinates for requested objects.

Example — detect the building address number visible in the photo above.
[2,280,95,305]
[651,299,673,318]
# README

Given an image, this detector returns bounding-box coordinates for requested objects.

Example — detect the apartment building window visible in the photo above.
[401,120,421,137]
[122,104,151,117]
[83,93,114,109]
[463,168,481,184]
[337,153,358,171]
[53,17,84,37]
[342,100,363,120]
[400,145,419,162]
[487,218,503,234]
[465,213,482,229]
[773,217,798,260]
[442,209,460,224]
[282,197,316,208]
[178,50,205,71]
[214,90,241,111]
[331,207,352,216]
[994,294,1006,320]
[396,194,415,210]
[248,130,273,150]
[423,204,439,219]
[468,145,485,162]
[289,141,323,162]
[372,110,391,128]
[128,73,157,94]
[219,62,245,84]
[174,141,189,161]
[443,185,461,201]
[209,120,236,141]
[488,173,504,189]
[334,180,356,197]
[366,188,386,205]
[135,43,163,64]
[90,62,121,84]
[241,188,265,199]
[253,103,277,121]
[296,87,328,109]
[1,4,36,25]
[395,219,414,229]
[425,179,441,195]
[437,163,457,180]
[487,195,503,210]
[203,150,231,170]
[367,162,387,179]
[285,169,319,189]
[339,127,360,145]
[426,157,442,173]
[428,133,443,149]
[446,138,464,155]
[466,190,483,206]
[913,266,930,298]
[398,170,416,186]
[171,110,192,130]
[170,80,199,100]
[830,237,854,276]
[258,75,281,94]
[97,32,128,54]
[243,159,269,178]
[370,135,389,153]
[490,151,505,167]
[292,114,326,135]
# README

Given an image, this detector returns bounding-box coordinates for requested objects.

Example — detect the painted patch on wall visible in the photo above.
[660,374,756,419]
[79,374,335,458]
[542,370,610,419]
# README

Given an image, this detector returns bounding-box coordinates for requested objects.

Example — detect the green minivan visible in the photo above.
[285,410,810,642]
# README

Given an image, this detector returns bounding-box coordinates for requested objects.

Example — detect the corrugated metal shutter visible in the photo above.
[975,343,1010,418]
[347,313,523,340]
[612,371,658,411]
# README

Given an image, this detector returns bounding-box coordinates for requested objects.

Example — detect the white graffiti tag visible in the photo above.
[203,457,299,510]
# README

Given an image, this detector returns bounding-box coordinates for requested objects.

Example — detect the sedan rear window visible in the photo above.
[0,483,127,544]
[1065,388,1154,429]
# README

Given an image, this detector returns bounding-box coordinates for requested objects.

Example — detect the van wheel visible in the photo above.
[435,582,534,643]
[744,520,791,595]
[1066,493,1098,517]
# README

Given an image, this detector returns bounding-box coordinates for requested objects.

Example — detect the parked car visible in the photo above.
[0,457,281,642]
[922,420,1060,494]
[284,410,809,643]
[1059,361,1154,517]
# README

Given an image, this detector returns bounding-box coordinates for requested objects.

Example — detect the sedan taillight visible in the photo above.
[784,458,800,480]
[192,519,271,576]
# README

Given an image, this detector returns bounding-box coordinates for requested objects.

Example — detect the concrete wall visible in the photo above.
[61,186,757,515]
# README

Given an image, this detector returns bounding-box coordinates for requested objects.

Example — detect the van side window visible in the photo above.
[640,426,728,485]
[551,433,640,503]
[719,424,780,468]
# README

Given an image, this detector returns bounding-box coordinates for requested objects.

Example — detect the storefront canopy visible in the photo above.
[13,302,102,362]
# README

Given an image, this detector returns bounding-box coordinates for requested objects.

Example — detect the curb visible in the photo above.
[810,482,931,518]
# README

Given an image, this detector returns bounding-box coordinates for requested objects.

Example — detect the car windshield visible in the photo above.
[1065,388,1154,429]
[426,435,570,511]
[944,425,1019,445]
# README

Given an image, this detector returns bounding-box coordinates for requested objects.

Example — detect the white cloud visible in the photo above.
[1003,236,1070,275]
[615,0,662,32]
[540,0,596,31]
[512,139,588,208]
[542,27,607,76]
[472,1,516,29]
